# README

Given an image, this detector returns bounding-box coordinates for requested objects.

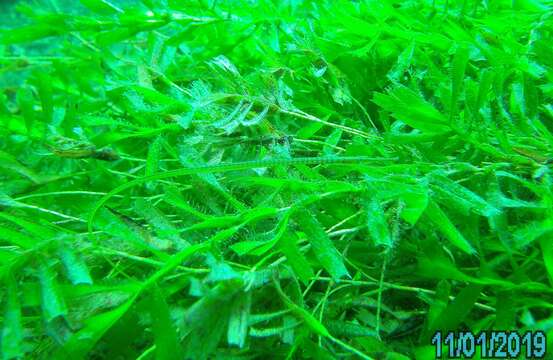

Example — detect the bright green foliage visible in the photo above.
[364,196,393,249]
[295,210,350,281]
[2,276,23,360]
[1,0,553,358]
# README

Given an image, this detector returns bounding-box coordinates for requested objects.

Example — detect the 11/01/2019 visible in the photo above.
[431,330,546,359]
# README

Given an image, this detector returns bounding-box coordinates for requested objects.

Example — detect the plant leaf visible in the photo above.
[295,210,349,281]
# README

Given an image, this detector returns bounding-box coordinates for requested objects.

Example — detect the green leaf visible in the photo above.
[145,136,163,188]
[181,283,240,360]
[55,296,136,358]
[59,244,93,285]
[17,87,36,134]
[0,213,56,239]
[424,200,475,255]
[134,198,189,248]
[34,72,54,123]
[1,24,63,44]
[227,291,251,348]
[421,280,450,340]
[149,285,183,360]
[272,276,330,338]
[428,173,499,217]
[57,243,207,358]
[323,128,342,156]
[206,255,240,283]
[279,231,314,284]
[0,150,43,184]
[297,121,324,139]
[213,101,252,134]
[427,284,484,334]
[95,207,169,258]
[0,226,35,249]
[295,210,349,281]
[541,235,553,286]
[2,275,24,360]
[512,217,553,249]
[79,0,123,14]
[450,44,470,118]
[163,186,209,220]
[38,261,67,323]
[387,40,415,83]
[373,85,450,133]
[364,196,392,249]
[241,105,269,127]
[399,186,429,225]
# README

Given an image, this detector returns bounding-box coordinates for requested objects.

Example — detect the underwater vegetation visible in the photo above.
[1,0,553,359]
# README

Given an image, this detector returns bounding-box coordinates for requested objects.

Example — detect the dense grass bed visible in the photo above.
[1,1,553,359]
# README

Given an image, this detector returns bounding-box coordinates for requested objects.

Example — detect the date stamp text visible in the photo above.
[431,330,546,358]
